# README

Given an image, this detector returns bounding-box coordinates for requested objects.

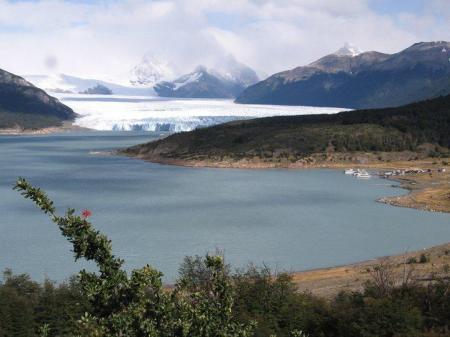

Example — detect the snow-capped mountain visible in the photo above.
[210,55,260,87]
[236,41,450,108]
[334,42,363,57]
[24,74,153,96]
[154,58,259,99]
[129,54,177,87]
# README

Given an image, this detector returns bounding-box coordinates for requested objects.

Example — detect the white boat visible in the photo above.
[352,169,361,176]
[355,169,371,179]
[344,168,356,175]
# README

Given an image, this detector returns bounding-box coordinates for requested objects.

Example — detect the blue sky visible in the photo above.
[0,0,449,80]
[368,0,425,15]
[2,0,433,16]
[205,0,436,32]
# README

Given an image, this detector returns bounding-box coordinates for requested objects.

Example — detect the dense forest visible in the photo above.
[1,179,450,337]
[122,94,450,162]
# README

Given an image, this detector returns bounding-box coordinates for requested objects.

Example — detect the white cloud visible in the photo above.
[0,0,448,81]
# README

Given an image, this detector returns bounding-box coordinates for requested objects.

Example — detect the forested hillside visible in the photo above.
[122,94,450,163]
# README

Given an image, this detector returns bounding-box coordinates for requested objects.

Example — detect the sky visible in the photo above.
[0,0,449,82]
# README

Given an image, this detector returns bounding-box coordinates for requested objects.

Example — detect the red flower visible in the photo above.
[81,209,92,219]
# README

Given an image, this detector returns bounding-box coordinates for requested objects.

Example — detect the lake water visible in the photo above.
[1,131,449,282]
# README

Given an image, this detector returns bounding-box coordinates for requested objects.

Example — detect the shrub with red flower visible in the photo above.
[14,177,253,337]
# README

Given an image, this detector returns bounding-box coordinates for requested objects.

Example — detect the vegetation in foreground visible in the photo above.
[122,94,450,164]
[7,178,254,337]
[2,179,450,337]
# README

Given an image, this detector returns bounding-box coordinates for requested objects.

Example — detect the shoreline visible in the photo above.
[0,121,91,135]
[291,241,450,298]
[376,167,450,214]
[123,153,450,214]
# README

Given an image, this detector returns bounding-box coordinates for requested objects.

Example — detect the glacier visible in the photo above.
[57,94,349,132]
[24,74,154,96]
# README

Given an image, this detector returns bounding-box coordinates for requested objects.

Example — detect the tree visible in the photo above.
[14,178,254,337]
[0,271,37,337]
[231,266,330,337]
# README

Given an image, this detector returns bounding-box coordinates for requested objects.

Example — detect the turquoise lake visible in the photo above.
[1,131,449,282]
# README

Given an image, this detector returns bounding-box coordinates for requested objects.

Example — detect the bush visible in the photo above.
[419,254,429,264]
[407,257,418,264]
[331,291,423,337]
[231,266,330,337]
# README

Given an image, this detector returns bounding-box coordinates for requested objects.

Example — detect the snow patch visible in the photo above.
[129,54,177,87]
[24,74,154,96]
[173,71,203,90]
[334,42,363,57]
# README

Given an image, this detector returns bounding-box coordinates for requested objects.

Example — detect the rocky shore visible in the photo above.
[121,150,450,214]
[0,121,90,135]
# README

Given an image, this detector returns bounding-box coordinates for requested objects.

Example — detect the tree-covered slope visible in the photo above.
[122,94,450,162]
[0,68,75,129]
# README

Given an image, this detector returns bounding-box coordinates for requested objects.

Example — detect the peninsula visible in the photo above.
[121,94,450,212]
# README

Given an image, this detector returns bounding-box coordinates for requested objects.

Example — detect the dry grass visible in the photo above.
[292,242,450,298]
[375,159,450,213]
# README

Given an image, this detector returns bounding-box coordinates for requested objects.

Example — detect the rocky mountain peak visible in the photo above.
[334,42,363,57]
[406,41,450,51]
[129,54,177,87]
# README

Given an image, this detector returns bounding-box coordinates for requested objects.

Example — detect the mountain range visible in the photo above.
[154,57,259,99]
[0,68,75,129]
[236,41,450,109]
[24,55,259,99]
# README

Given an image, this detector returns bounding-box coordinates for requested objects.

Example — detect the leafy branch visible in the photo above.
[14,177,254,337]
